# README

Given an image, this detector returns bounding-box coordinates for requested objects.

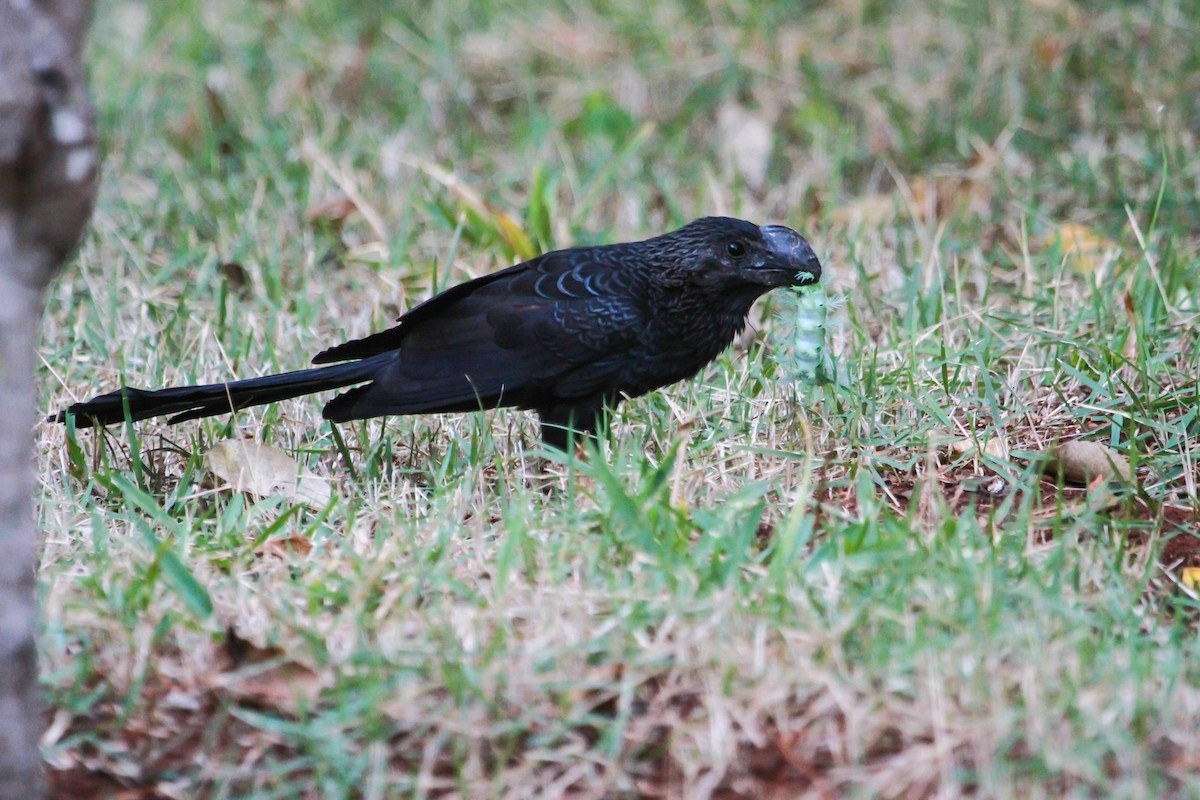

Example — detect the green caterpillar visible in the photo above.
[789,281,828,385]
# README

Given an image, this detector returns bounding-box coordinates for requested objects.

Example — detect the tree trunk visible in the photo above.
[0,2,96,798]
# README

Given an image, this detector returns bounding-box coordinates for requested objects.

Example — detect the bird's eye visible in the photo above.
[727,240,746,257]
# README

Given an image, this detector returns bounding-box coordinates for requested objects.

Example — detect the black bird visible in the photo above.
[52,216,821,448]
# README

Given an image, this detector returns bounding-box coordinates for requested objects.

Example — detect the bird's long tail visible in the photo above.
[50,354,393,428]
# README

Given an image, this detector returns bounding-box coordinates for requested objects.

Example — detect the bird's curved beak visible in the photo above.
[753,224,822,287]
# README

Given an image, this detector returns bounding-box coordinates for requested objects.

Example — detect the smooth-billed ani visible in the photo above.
[51,216,821,448]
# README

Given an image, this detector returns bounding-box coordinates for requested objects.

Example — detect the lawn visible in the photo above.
[37,1,1200,797]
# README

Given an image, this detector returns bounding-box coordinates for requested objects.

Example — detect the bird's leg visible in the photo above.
[534,401,612,502]
[536,399,611,452]
[538,413,595,452]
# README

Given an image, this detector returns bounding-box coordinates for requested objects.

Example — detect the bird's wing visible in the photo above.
[312,246,643,362]
[318,248,649,418]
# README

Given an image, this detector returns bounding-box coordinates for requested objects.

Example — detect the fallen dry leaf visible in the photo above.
[1121,286,1138,361]
[304,193,358,227]
[206,629,328,715]
[1038,223,1119,275]
[166,81,240,160]
[205,440,333,509]
[907,172,994,224]
[494,210,536,261]
[261,533,314,559]
[400,155,538,260]
[211,659,326,715]
[1182,567,1200,592]
[216,261,250,295]
[301,140,389,250]
[1046,440,1133,484]
[949,436,1007,460]
[831,158,996,228]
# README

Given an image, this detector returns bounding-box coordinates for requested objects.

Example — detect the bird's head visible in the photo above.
[663,217,822,291]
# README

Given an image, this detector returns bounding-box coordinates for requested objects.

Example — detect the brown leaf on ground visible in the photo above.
[205,440,334,509]
[1182,568,1200,592]
[1038,223,1119,275]
[48,766,169,800]
[831,149,998,228]
[206,628,329,716]
[949,435,1007,461]
[1121,286,1139,361]
[166,82,240,159]
[304,193,358,228]
[261,533,314,559]
[216,261,250,295]
[400,155,538,260]
[907,171,994,225]
[1045,440,1133,484]
[1161,524,1200,570]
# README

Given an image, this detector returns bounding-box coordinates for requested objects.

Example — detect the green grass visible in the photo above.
[37,0,1200,797]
